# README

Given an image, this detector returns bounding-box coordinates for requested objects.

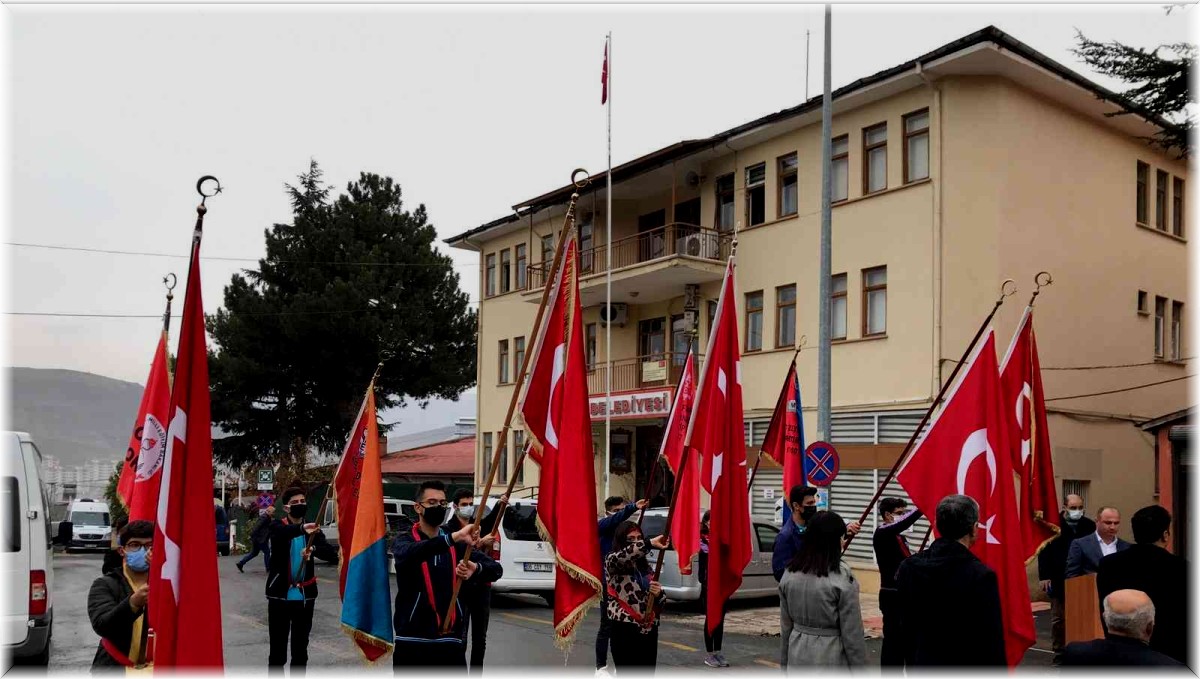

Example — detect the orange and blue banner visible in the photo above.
[334,387,393,661]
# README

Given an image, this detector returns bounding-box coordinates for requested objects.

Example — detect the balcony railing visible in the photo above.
[526,222,731,289]
[586,352,703,395]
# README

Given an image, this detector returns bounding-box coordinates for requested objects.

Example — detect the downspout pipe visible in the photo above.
[916,61,944,402]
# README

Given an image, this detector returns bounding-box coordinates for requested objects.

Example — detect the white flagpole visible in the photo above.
[604,30,613,499]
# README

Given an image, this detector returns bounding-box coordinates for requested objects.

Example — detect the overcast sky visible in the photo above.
[2,3,1191,430]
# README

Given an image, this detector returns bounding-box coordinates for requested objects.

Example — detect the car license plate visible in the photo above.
[524,562,552,573]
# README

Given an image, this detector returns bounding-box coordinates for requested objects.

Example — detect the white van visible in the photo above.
[65,499,111,551]
[473,496,554,603]
[2,432,54,665]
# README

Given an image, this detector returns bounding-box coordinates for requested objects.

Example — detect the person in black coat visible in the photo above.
[448,488,505,675]
[1096,505,1189,666]
[265,487,338,671]
[238,505,276,573]
[895,494,1006,667]
[1037,494,1095,655]
[871,497,923,669]
[1062,589,1185,668]
[87,520,153,669]
[392,480,502,672]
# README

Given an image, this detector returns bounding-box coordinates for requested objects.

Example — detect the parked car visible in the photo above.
[2,431,54,666]
[639,507,780,604]
[62,499,111,551]
[470,496,553,604]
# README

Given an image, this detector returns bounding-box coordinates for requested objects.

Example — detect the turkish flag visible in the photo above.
[600,41,609,105]
[117,331,171,522]
[685,259,751,636]
[896,330,1035,666]
[660,350,699,575]
[1000,308,1060,562]
[760,362,804,525]
[148,239,224,669]
[519,238,602,650]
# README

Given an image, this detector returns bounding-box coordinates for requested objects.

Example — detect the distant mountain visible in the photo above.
[6,367,143,469]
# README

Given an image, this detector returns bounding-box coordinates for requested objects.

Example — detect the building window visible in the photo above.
[498,340,510,384]
[541,234,554,264]
[715,173,735,232]
[485,253,497,297]
[482,432,493,481]
[745,291,764,352]
[639,318,667,361]
[1062,479,1090,508]
[513,430,525,485]
[778,153,799,217]
[776,285,796,348]
[499,249,512,294]
[863,123,888,194]
[1155,296,1167,358]
[832,274,848,340]
[579,220,594,273]
[832,135,849,202]
[708,300,718,336]
[514,336,526,378]
[1157,170,1169,230]
[1138,290,1149,315]
[515,243,528,290]
[746,163,767,227]
[1172,302,1183,361]
[1136,162,1149,224]
[904,109,930,183]
[496,431,508,482]
[1173,177,1185,237]
[586,323,598,369]
[863,266,887,337]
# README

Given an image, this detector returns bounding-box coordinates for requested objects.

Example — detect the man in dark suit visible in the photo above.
[1065,506,1130,578]
[1038,494,1096,656]
[896,494,1006,667]
[1097,505,1189,666]
[1061,589,1185,668]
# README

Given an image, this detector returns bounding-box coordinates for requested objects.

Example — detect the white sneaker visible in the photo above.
[595,667,613,678]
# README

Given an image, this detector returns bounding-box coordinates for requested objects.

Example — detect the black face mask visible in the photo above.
[799,506,817,521]
[422,505,447,527]
[288,503,307,520]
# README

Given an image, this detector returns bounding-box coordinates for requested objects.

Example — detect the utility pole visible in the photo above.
[817,5,833,442]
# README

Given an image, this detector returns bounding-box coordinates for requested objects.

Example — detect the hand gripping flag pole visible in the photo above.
[843,278,1018,554]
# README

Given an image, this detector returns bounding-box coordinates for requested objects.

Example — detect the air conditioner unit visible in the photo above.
[678,233,718,259]
[600,303,628,327]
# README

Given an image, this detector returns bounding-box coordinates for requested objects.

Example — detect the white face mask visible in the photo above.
[1066,509,1084,522]
[457,506,474,520]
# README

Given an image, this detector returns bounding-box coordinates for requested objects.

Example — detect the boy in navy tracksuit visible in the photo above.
[392,481,502,671]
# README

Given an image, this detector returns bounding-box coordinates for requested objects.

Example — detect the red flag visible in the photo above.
[600,40,609,105]
[760,362,804,523]
[520,238,602,649]
[117,332,171,522]
[896,330,1035,666]
[685,258,751,636]
[659,350,698,575]
[1000,308,1060,562]
[149,238,224,669]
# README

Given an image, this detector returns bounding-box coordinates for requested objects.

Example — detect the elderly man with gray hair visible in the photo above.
[1061,589,1185,667]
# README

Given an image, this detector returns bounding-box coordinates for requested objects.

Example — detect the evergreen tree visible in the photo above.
[207,161,477,468]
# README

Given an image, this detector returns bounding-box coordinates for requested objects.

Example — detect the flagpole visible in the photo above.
[816,4,833,443]
[604,30,613,500]
[746,338,807,495]
[843,278,1017,553]
[635,336,695,533]
[441,175,589,634]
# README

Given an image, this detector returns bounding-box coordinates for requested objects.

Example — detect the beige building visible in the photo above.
[446,27,1191,583]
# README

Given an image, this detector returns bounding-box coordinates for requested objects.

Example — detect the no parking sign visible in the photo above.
[804,441,840,487]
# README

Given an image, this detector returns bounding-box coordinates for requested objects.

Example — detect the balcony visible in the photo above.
[586,352,702,395]
[524,223,731,306]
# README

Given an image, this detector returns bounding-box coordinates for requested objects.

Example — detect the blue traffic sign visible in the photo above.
[804,441,840,487]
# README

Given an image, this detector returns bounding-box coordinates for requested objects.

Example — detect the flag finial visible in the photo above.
[1028,271,1053,308]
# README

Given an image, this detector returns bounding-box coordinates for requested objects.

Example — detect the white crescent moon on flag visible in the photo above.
[956,428,997,498]
[1015,382,1033,465]
[544,343,566,449]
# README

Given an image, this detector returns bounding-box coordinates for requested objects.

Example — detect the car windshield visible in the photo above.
[502,503,541,541]
[72,511,109,527]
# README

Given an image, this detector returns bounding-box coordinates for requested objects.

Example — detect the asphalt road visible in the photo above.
[42,550,1053,673]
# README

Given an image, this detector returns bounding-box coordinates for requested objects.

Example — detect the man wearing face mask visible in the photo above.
[895,494,1006,667]
[265,487,338,672]
[448,488,505,675]
[871,497,924,669]
[1037,494,1094,657]
[87,519,154,669]
[771,485,862,582]
[392,480,502,671]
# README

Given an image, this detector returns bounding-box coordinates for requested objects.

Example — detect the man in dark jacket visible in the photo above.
[1062,589,1185,668]
[871,497,923,669]
[1096,505,1189,665]
[772,485,861,582]
[238,505,276,573]
[265,487,338,672]
[1037,493,1094,657]
[392,480,502,671]
[449,488,504,675]
[595,495,645,675]
[896,494,1006,667]
[88,520,153,669]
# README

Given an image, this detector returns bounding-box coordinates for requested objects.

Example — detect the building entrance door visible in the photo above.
[635,424,668,506]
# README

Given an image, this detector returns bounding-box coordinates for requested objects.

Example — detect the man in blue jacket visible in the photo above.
[772,485,861,581]
[392,480,502,672]
[595,495,646,676]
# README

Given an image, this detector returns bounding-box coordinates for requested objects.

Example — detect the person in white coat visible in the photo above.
[779,510,867,672]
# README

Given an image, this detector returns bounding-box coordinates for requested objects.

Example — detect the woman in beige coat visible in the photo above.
[779,510,868,672]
